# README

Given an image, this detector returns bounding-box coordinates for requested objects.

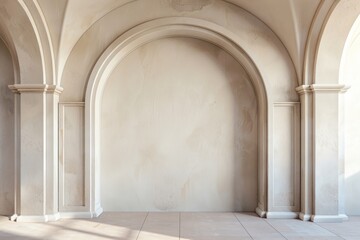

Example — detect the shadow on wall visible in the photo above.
[0,38,15,216]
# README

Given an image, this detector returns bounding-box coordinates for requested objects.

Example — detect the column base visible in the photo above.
[299,212,311,221]
[311,214,348,223]
[93,205,104,217]
[16,213,60,222]
[256,207,266,218]
[59,206,103,219]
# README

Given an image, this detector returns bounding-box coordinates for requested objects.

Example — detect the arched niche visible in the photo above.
[84,17,268,217]
[100,37,258,211]
[60,1,300,219]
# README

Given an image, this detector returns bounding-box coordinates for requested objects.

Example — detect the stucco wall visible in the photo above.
[0,38,14,215]
[100,38,258,211]
[343,17,360,215]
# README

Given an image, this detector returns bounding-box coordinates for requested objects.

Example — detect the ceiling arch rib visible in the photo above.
[0,0,43,84]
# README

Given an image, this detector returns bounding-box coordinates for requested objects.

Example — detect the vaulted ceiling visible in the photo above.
[1,0,336,83]
[35,0,325,81]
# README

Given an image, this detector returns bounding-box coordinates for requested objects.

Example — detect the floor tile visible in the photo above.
[181,212,250,239]
[266,219,337,238]
[137,212,179,240]
[0,213,359,240]
[241,221,286,239]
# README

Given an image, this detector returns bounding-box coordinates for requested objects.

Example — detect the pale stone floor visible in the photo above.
[1,212,360,240]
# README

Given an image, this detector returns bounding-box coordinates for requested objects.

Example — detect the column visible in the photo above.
[296,85,313,221]
[8,84,62,222]
[299,84,348,222]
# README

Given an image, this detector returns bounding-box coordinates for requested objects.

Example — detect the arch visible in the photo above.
[314,0,360,85]
[0,0,55,85]
[85,17,269,216]
[340,13,360,215]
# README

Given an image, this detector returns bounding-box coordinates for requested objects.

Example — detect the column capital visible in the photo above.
[8,84,63,95]
[296,84,350,95]
[295,85,312,95]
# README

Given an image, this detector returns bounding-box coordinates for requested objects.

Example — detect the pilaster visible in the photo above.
[8,84,63,222]
[296,85,313,221]
[297,84,349,222]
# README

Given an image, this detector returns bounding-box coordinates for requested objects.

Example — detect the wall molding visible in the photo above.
[296,84,350,95]
[8,84,63,94]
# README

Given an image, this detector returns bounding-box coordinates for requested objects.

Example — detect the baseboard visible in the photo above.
[266,211,299,219]
[16,215,48,222]
[16,213,61,222]
[46,213,60,222]
[59,207,103,219]
[59,211,93,219]
[311,214,348,223]
[13,205,102,222]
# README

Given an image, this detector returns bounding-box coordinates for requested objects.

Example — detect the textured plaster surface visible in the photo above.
[343,16,360,215]
[100,38,258,211]
[0,38,14,215]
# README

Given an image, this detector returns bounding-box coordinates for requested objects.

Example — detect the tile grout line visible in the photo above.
[136,212,149,240]
[313,222,346,240]
[264,219,289,240]
[179,212,181,240]
[233,212,254,240]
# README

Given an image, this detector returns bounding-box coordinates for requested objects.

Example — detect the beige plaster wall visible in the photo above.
[343,18,360,215]
[0,38,14,215]
[100,37,258,211]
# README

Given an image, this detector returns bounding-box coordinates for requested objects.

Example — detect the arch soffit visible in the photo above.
[314,0,360,85]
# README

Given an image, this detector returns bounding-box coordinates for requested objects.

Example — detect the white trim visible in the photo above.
[296,84,350,95]
[311,214,348,223]
[266,212,299,219]
[58,207,103,219]
[59,212,93,219]
[310,84,350,92]
[16,213,60,223]
[8,84,63,94]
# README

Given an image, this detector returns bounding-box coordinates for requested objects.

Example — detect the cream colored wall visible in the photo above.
[59,0,300,216]
[343,17,360,215]
[100,37,258,211]
[0,38,14,215]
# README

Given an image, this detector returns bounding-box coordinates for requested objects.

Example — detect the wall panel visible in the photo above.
[59,103,86,212]
[271,103,300,213]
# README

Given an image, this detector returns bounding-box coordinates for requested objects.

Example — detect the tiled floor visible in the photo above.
[0,212,359,240]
